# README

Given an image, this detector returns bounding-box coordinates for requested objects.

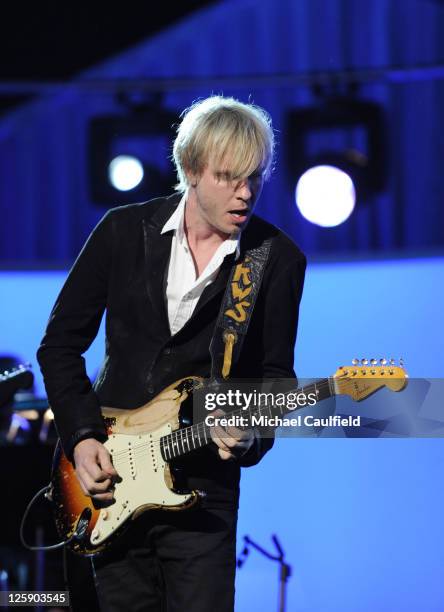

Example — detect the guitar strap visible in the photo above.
[209,237,273,381]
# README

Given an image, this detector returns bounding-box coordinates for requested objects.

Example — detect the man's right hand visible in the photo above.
[73,438,119,504]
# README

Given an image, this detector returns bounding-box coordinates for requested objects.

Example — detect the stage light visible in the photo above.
[286,97,386,227]
[89,100,178,206]
[295,165,356,227]
[108,155,144,191]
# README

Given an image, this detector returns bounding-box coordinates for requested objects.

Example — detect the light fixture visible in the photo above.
[286,97,386,227]
[108,155,145,192]
[88,98,178,206]
[296,164,356,227]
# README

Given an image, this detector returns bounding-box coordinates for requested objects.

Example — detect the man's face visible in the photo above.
[189,161,265,236]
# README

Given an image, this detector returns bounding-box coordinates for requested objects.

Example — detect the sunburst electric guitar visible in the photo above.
[50,359,407,556]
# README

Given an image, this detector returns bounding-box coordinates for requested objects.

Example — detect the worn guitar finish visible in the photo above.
[51,361,408,556]
[51,377,203,556]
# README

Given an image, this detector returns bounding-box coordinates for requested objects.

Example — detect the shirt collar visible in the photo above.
[161,193,241,260]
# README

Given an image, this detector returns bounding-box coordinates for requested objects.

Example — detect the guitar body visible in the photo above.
[51,377,203,556]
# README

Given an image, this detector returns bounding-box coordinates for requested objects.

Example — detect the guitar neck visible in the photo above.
[160,378,333,461]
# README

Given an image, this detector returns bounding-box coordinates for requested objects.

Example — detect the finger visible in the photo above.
[211,427,233,452]
[90,492,116,508]
[210,416,253,444]
[218,448,236,461]
[88,479,113,495]
[212,433,231,453]
[209,422,225,443]
[224,425,252,441]
[214,428,246,450]
[97,446,119,478]
[81,456,109,482]
[212,421,238,444]
[91,491,115,502]
[77,468,112,495]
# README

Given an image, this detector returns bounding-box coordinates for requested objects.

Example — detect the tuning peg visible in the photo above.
[352,358,359,365]
[370,358,377,366]
[389,358,395,366]
[361,358,369,365]
[399,357,404,367]
[380,358,387,365]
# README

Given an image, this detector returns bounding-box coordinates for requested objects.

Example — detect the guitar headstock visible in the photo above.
[0,364,34,406]
[333,358,408,401]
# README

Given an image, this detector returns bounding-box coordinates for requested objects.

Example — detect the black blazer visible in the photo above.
[37,194,306,507]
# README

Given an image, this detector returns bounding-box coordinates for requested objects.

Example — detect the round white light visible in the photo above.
[295,165,356,227]
[108,155,144,191]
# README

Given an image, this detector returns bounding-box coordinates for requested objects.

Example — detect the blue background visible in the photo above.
[1,257,443,611]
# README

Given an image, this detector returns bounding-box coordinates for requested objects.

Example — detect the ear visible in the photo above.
[184,167,198,188]
[184,168,200,187]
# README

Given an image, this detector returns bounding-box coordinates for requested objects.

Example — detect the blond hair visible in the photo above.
[172,96,275,193]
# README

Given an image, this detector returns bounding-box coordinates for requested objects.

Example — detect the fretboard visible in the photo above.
[160,378,333,462]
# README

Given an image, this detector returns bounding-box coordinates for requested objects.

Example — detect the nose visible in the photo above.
[236,177,253,201]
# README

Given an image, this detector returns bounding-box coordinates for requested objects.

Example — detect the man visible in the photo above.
[37,95,306,611]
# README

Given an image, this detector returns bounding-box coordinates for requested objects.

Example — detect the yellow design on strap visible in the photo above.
[222,330,237,379]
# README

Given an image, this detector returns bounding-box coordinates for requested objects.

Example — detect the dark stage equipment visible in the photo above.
[237,534,292,612]
[88,95,179,206]
[0,363,34,409]
[286,95,387,227]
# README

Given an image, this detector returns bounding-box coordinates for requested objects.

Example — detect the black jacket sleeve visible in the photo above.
[36,210,114,459]
[239,248,306,467]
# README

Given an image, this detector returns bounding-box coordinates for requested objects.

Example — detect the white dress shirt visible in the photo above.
[161,195,240,335]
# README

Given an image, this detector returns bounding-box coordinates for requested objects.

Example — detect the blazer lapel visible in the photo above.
[142,196,180,337]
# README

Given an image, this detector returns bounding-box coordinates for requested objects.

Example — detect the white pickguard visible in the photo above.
[90,422,193,547]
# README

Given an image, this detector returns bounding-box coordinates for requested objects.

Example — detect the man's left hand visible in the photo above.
[209,409,257,460]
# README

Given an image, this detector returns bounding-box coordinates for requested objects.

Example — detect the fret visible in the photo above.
[160,378,333,461]
[172,432,179,458]
[175,430,181,456]
[166,434,172,459]
[160,438,165,461]
[160,437,169,462]
[185,428,192,452]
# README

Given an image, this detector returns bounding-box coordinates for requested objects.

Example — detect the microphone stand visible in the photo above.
[237,534,292,612]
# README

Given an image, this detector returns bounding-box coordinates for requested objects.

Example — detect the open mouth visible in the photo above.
[228,209,249,223]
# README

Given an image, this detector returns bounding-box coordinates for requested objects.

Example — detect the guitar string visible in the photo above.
[108,377,336,462]
[109,374,402,466]
[109,386,331,467]
[107,375,394,466]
